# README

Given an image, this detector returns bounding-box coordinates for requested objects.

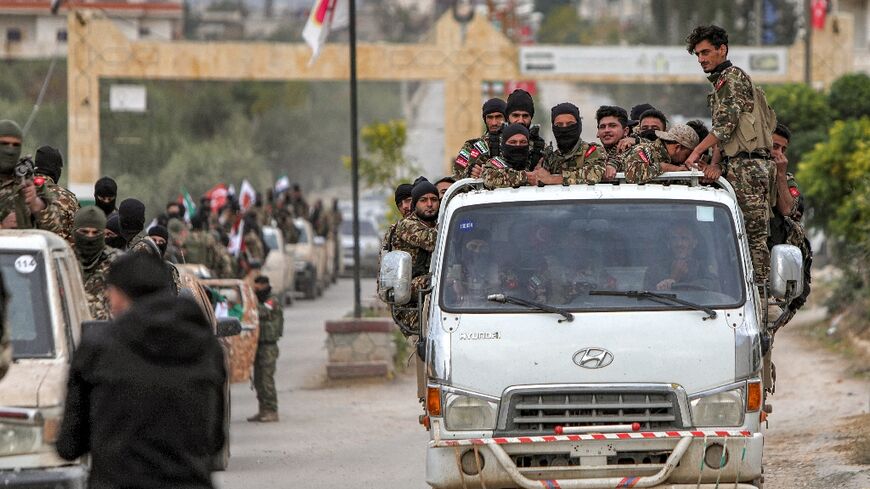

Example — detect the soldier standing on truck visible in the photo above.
[73,207,119,320]
[684,24,778,286]
[480,124,541,189]
[33,146,80,245]
[452,98,506,179]
[391,179,440,334]
[539,102,607,185]
[766,123,811,330]
[248,275,284,423]
[505,89,548,169]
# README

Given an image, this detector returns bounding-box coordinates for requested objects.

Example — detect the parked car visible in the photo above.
[340,218,382,276]
[261,226,295,305]
[0,231,91,487]
[202,279,260,384]
[292,218,328,299]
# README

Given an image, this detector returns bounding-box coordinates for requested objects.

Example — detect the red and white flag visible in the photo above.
[205,183,228,214]
[227,218,245,257]
[811,0,827,30]
[238,179,256,213]
[302,0,347,63]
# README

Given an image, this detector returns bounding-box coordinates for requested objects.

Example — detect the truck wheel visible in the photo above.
[284,291,294,306]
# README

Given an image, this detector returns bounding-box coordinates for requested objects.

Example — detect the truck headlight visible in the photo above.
[690,386,744,427]
[444,393,497,431]
[0,406,60,457]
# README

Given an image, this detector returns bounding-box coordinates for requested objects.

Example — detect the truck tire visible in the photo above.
[304,277,317,300]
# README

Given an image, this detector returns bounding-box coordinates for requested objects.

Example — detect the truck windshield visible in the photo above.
[440,201,744,312]
[1,251,54,358]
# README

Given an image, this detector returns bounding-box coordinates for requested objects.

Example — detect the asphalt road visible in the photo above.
[216,279,869,489]
[214,278,429,489]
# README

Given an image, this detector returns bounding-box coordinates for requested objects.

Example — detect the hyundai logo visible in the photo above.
[573,348,614,369]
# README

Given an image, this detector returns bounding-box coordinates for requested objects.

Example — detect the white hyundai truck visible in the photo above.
[379,173,804,489]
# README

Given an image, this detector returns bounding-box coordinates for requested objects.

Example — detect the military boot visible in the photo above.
[246,412,263,422]
[258,410,279,422]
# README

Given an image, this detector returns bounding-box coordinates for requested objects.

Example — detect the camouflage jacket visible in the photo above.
[393,212,437,283]
[481,157,529,189]
[707,63,754,145]
[453,132,497,179]
[35,177,79,246]
[272,205,300,243]
[769,172,804,246]
[244,231,265,262]
[543,139,607,185]
[257,293,284,343]
[81,246,119,320]
[616,138,670,184]
[127,230,160,256]
[183,231,236,278]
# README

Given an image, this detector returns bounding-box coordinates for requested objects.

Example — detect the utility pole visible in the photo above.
[804,0,813,84]
[349,0,362,318]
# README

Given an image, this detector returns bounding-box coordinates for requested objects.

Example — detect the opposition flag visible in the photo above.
[239,179,256,213]
[274,175,290,195]
[181,187,197,222]
[302,0,348,63]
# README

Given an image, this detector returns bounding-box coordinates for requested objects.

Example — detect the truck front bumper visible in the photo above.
[0,464,87,488]
[427,430,762,489]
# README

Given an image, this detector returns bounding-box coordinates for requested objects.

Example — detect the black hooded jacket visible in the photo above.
[57,293,226,489]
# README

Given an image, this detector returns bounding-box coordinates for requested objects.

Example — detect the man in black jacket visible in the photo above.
[57,253,226,489]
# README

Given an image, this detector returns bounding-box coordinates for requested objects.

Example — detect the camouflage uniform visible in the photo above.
[481,157,529,189]
[244,231,266,263]
[81,246,119,320]
[708,63,777,283]
[183,230,236,278]
[391,213,437,333]
[34,177,79,245]
[453,133,496,179]
[254,293,283,413]
[126,231,183,294]
[768,173,811,329]
[615,138,671,184]
[0,176,78,240]
[543,139,607,184]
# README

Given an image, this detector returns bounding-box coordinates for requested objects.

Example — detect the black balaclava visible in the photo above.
[34,146,63,183]
[482,98,507,131]
[628,103,656,128]
[505,89,535,126]
[73,206,107,264]
[94,177,118,216]
[411,179,439,222]
[501,123,531,170]
[254,276,272,302]
[394,183,413,208]
[166,201,185,221]
[637,129,659,142]
[105,214,125,249]
[551,102,582,153]
[118,198,146,243]
[148,225,169,257]
[0,120,23,175]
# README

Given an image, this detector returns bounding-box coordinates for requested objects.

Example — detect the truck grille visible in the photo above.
[500,389,681,434]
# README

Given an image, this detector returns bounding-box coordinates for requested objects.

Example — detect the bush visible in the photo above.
[828,73,870,121]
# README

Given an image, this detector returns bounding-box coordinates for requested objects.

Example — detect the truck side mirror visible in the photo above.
[216,317,242,337]
[378,251,412,305]
[769,244,803,300]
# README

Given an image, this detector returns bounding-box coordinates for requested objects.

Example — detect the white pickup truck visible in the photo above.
[379,173,804,489]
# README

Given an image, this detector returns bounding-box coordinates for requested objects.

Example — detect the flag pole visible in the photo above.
[349,0,362,318]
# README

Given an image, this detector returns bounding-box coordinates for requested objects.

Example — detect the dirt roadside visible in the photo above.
[763,308,870,488]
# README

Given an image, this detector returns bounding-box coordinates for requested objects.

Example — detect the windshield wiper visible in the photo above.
[589,290,718,320]
[487,293,574,323]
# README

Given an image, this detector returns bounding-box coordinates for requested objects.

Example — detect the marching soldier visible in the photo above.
[248,276,284,423]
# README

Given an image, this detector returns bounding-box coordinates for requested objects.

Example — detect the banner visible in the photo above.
[302,0,347,63]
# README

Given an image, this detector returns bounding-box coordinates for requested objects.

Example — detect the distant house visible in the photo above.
[0,0,183,59]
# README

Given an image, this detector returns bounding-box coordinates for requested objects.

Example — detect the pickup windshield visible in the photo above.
[440,201,744,312]
[2,251,54,358]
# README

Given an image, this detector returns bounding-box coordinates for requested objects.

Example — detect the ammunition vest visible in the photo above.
[712,68,777,157]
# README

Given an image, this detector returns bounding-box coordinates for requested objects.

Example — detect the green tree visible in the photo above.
[827,73,870,121]
[764,83,832,170]
[343,120,419,223]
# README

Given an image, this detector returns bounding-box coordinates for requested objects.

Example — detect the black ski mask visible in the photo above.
[255,286,272,303]
[550,102,582,153]
[501,123,531,170]
[94,177,118,217]
[105,214,126,249]
[0,120,23,175]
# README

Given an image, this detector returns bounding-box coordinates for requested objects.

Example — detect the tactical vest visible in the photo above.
[712,68,777,157]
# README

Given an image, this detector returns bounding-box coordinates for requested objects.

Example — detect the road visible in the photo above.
[217,280,869,489]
